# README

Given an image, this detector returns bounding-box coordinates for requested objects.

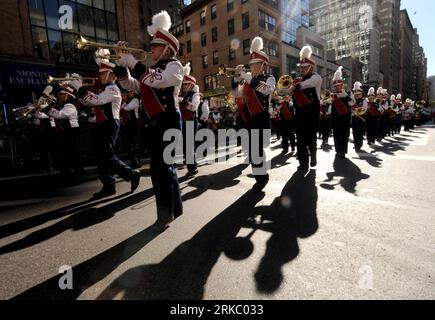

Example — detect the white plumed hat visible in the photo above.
[368,87,375,96]
[377,87,383,95]
[298,46,316,67]
[333,66,343,84]
[249,37,269,65]
[148,10,179,54]
[353,81,363,92]
[182,62,196,85]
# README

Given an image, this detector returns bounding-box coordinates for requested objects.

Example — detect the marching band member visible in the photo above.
[115,10,183,229]
[289,46,322,171]
[330,66,354,158]
[402,98,414,131]
[69,54,141,199]
[380,88,391,138]
[319,91,332,146]
[365,87,383,145]
[179,63,200,175]
[351,81,367,152]
[392,94,403,135]
[275,95,296,153]
[375,87,386,142]
[231,36,275,192]
[120,89,142,169]
[42,82,84,177]
[198,94,210,130]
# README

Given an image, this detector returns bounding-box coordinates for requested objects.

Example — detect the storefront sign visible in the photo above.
[1,63,59,91]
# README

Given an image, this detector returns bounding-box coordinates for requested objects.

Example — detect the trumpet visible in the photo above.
[218,64,247,77]
[76,34,147,61]
[415,100,425,108]
[374,98,382,104]
[47,76,97,86]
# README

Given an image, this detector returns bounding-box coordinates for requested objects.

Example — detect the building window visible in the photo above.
[186,20,191,33]
[243,38,250,55]
[241,0,248,3]
[201,32,207,47]
[173,24,184,37]
[242,12,249,30]
[211,4,217,19]
[203,55,208,68]
[179,44,185,57]
[212,27,218,42]
[200,11,206,25]
[227,0,234,11]
[213,50,219,65]
[28,0,119,64]
[265,41,278,57]
[229,47,236,60]
[204,74,220,91]
[258,10,276,31]
[228,19,235,35]
[187,40,192,53]
[268,66,280,80]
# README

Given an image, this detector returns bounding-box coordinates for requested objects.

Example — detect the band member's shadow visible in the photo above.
[0,189,154,255]
[181,163,249,202]
[321,157,370,195]
[369,141,408,156]
[0,190,141,240]
[96,190,266,299]
[320,143,333,153]
[251,170,318,293]
[353,150,383,168]
[268,151,294,170]
[12,224,163,300]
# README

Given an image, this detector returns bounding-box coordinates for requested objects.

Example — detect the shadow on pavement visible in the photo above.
[321,157,370,194]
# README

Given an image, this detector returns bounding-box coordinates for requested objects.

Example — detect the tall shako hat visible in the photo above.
[249,37,269,65]
[148,10,179,55]
[182,62,196,85]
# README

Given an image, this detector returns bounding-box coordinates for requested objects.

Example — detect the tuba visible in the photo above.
[321,89,331,101]
[273,75,294,97]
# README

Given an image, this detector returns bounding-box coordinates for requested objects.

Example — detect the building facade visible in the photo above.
[412,30,427,101]
[309,0,383,87]
[399,9,414,99]
[428,76,435,106]
[378,0,400,93]
[0,0,143,107]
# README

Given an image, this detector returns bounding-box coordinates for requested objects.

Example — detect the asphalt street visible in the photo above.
[1,124,434,300]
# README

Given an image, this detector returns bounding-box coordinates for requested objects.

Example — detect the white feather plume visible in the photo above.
[368,87,375,96]
[299,46,312,61]
[333,66,343,82]
[250,37,264,54]
[390,94,396,101]
[95,49,110,67]
[381,88,388,95]
[147,10,172,36]
[353,81,362,91]
[396,94,402,100]
[377,87,383,95]
[183,62,191,76]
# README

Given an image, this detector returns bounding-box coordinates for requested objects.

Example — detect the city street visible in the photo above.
[1,124,434,300]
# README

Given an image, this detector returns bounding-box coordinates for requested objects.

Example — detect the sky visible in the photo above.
[400,0,434,77]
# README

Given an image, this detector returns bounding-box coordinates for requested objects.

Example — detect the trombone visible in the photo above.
[47,76,97,87]
[13,97,54,120]
[76,34,147,61]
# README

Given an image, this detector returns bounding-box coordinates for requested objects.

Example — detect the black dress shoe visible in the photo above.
[310,156,317,167]
[92,186,116,199]
[130,170,141,192]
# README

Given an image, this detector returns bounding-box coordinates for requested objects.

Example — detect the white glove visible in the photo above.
[239,71,252,84]
[43,85,53,96]
[69,73,83,91]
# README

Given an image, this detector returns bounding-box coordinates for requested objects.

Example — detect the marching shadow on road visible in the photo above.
[268,151,295,171]
[352,150,383,168]
[97,190,266,300]
[181,163,249,202]
[0,188,155,255]
[12,225,163,300]
[321,156,370,195]
[368,139,409,156]
[251,169,318,293]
